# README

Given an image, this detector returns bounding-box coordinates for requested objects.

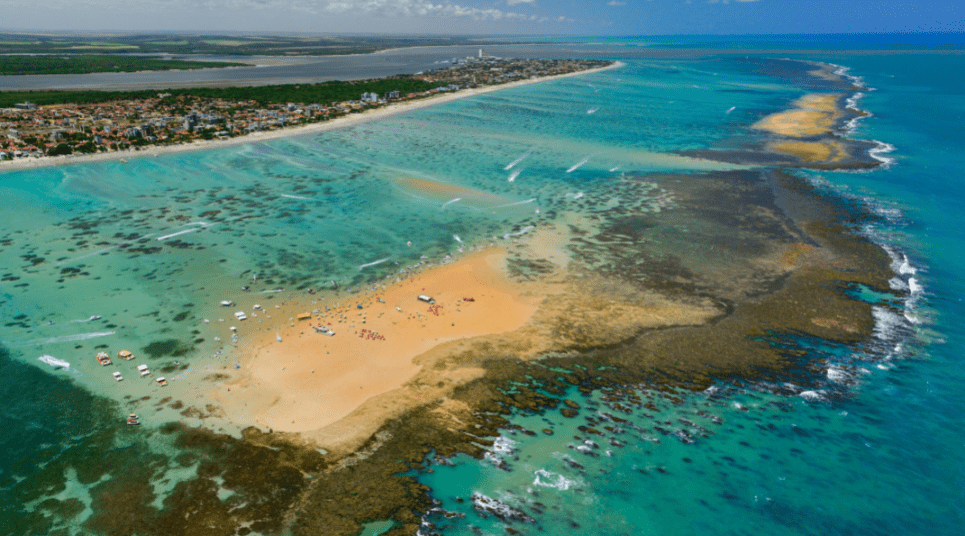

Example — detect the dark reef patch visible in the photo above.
[142,339,195,359]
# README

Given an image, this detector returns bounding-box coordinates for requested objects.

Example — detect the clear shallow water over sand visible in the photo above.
[1,44,963,535]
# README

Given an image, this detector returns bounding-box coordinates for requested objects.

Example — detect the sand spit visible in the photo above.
[747,92,877,168]
[0,61,624,173]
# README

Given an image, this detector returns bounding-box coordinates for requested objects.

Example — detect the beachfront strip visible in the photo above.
[0,57,610,160]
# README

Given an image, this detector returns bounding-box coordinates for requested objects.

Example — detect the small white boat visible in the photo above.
[253,304,262,310]
[95,352,112,366]
[112,371,123,381]
[417,294,435,304]
[155,377,168,386]
[137,364,150,376]
[219,300,234,307]
[234,311,247,321]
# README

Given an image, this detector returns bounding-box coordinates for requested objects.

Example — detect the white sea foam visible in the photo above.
[533,469,580,491]
[566,156,591,173]
[908,277,923,295]
[872,306,905,340]
[799,390,825,401]
[453,234,463,243]
[868,141,897,166]
[357,257,391,270]
[826,366,850,383]
[609,165,621,172]
[587,107,599,114]
[470,492,533,522]
[491,435,516,456]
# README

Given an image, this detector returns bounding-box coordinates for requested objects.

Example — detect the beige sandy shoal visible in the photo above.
[768,139,849,163]
[753,93,845,138]
[215,247,540,446]
[0,61,625,173]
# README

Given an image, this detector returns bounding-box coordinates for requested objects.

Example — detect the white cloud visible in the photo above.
[607,0,626,5]
[323,0,532,19]
[505,0,536,5]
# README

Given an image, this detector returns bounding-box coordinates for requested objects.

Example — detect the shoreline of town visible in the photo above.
[0,60,623,173]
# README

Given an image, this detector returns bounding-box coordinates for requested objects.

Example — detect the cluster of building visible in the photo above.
[0,57,610,161]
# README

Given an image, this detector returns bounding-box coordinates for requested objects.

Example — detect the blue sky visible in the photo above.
[2,0,963,35]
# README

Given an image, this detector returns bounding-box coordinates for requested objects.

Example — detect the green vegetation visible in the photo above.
[0,55,244,76]
[0,77,438,108]
[0,32,513,57]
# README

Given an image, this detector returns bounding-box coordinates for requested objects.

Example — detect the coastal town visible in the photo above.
[0,56,610,160]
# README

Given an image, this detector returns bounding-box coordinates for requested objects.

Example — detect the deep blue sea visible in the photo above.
[2,38,964,535]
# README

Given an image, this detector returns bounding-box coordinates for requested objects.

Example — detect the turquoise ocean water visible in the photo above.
[2,39,963,534]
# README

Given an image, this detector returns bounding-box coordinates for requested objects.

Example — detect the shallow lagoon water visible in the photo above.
[2,44,963,535]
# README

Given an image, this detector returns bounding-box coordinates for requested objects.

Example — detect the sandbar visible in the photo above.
[214,246,542,453]
[753,93,844,138]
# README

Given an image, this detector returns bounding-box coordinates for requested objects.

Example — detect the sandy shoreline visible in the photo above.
[0,61,624,173]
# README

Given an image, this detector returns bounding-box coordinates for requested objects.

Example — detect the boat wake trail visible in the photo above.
[281,194,312,200]
[490,198,537,210]
[567,156,591,173]
[440,198,462,209]
[17,331,116,347]
[157,222,211,241]
[505,151,531,171]
[508,169,521,182]
[358,257,392,270]
[503,226,535,239]
[38,355,70,369]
